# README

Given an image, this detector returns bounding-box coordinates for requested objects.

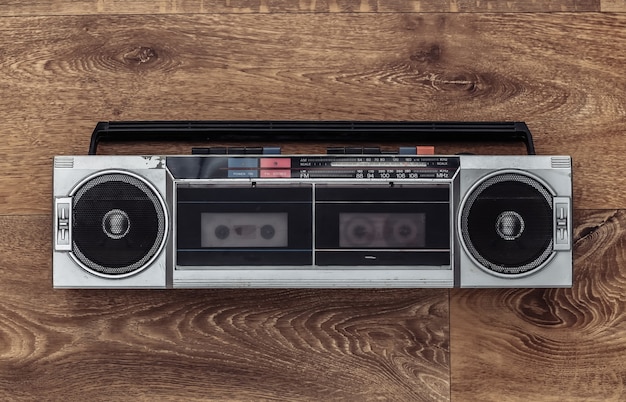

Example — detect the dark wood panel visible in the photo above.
[0,215,449,401]
[451,209,626,401]
[0,13,624,213]
[0,0,602,16]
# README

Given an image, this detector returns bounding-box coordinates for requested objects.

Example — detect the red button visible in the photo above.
[416,146,435,155]
[260,158,291,178]
[260,158,291,168]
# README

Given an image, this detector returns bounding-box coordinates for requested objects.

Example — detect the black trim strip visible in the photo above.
[88,121,536,155]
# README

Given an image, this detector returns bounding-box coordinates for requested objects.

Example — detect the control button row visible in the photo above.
[327,146,435,155]
[192,147,281,155]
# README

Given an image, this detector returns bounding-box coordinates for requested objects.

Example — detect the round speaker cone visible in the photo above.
[71,172,167,276]
[495,211,525,241]
[460,172,554,275]
[102,209,131,239]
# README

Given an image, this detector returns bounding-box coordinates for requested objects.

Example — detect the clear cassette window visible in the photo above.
[201,212,288,248]
[339,213,426,248]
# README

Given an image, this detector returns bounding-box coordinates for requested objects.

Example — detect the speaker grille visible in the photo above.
[72,172,166,276]
[460,172,554,275]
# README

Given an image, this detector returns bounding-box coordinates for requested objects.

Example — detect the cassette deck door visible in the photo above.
[176,182,313,267]
[314,183,451,268]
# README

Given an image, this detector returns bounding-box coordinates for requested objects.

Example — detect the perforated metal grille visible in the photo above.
[460,172,554,275]
[72,173,166,276]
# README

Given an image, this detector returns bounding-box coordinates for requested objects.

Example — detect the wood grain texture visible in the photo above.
[0,215,449,401]
[451,210,626,401]
[0,13,625,214]
[0,0,603,16]
[602,0,626,11]
[1,6,625,402]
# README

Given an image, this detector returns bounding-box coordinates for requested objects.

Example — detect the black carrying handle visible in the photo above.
[88,121,536,155]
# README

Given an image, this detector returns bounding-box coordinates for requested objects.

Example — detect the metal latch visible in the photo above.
[55,197,72,251]
[553,196,571,251]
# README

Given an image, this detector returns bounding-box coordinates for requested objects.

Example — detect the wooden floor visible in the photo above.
[2,1,626,400]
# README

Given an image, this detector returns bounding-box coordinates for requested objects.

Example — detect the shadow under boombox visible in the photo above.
[52,121,572,288]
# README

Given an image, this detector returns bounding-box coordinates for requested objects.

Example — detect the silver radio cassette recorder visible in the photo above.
[53,153,572,288]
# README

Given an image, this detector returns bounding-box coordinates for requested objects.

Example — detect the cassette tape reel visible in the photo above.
[339,213,425,248]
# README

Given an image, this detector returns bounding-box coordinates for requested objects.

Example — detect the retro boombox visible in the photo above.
[53,121,573,288]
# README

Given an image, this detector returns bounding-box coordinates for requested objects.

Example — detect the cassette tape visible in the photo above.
[339,213,425,248]
[201,213,288,248]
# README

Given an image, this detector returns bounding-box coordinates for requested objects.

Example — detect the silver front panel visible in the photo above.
[456,156,572,287]
[53,156,169,288]
[52,154,572,288]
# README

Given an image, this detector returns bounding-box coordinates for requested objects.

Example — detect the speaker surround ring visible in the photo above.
[69,170,168,278]
[459,170,555,278]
